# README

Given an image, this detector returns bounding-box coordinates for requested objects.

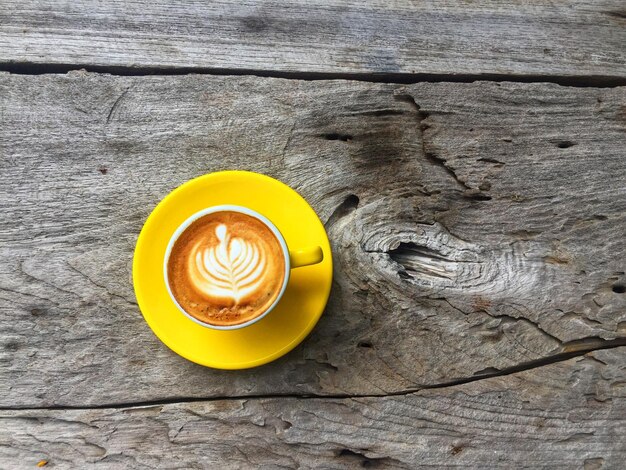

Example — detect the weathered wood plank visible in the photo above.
[1,348,625,469]
[1,1,625,79]
[0,72,625,407]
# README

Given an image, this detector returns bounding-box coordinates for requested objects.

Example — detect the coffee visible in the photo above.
[167,211,286,326]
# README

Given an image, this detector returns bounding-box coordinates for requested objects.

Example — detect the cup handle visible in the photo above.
[289,246,324,268]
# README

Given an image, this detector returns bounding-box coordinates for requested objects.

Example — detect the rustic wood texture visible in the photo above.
[2,348,625,469]
[1,72,625,411]
[1,1,625,80]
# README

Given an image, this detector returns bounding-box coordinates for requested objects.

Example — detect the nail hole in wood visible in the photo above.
[323,133,352,142]
[557,141,576,149]
[477,157,505,165]
[464,192,492,201]
[364,109,406,117]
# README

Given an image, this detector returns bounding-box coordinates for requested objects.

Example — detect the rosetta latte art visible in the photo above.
[187,224,268,304]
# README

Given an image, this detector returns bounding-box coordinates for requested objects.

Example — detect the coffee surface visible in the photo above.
[167,211,286,326]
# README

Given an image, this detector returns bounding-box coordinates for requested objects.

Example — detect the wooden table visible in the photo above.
[1,1,625,468]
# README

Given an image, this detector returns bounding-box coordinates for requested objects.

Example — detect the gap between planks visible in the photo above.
[1,62,626,88]
[3,340,625,412]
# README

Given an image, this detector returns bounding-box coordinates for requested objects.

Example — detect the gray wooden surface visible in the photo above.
[2,348,625,469]
[1,0,625,80]
[1,1,626,468]
[1,72,625,467]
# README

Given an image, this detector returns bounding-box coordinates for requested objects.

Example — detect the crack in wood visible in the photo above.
[394,92,478,193]
[106,86,132,124]
[1,62,626,88]
[423,153,473,192]
[278,118,297,165]
[2,342,624,412]
[65,262,137,307]
[324,194,360,229]
[482,313,564,346]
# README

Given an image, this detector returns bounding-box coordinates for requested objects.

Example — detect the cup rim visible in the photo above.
[163,204,291,330]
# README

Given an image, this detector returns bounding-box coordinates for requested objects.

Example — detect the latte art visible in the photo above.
[167,210,286,326]
[189,224,267,304]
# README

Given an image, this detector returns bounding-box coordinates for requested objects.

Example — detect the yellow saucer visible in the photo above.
[132,171,333,369]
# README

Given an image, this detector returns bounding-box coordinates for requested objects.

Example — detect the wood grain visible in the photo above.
[1,1,625,79]
[1,73,625,408]
[2,348,625,469]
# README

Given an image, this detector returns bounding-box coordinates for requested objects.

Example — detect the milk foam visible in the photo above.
[187,224,268,304]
